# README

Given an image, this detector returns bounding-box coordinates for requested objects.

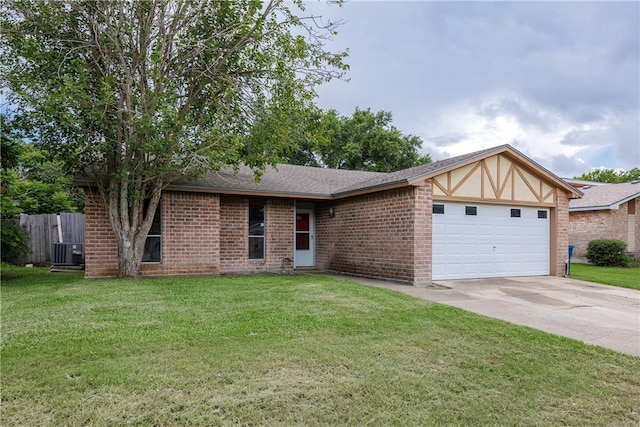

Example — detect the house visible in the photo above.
[79,144,582,285]
[567,180,640,259]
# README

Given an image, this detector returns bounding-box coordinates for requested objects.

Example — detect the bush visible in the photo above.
[1,221,30,263]
[586,239,629,267]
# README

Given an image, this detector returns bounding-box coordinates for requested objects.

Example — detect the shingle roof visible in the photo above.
[569,182,640,211]
[170,146,502,198]
[170,164,385,198]
[169,144,580,199]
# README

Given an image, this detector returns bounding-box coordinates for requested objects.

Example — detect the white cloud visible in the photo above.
[305,1,639,177]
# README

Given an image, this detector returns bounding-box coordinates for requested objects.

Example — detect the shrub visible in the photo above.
[1,221,30,263]
[586,239,629,267]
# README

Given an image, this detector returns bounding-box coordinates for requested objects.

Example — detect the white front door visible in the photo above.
[294,209,315,267]
[432,202,550,280]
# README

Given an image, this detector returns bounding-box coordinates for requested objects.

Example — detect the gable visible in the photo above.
[431,154,556,206]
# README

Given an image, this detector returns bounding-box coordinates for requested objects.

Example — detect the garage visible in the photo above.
[432,202,550,280]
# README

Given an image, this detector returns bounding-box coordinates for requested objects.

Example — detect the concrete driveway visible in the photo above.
[332,274,640,357]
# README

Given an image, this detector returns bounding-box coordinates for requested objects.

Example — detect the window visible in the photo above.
[538,210,548,219]
[510,208,521,218]
[143,200,162,263]
[433,204,445,214]
[465,206,477,216]
[249,203,265,259]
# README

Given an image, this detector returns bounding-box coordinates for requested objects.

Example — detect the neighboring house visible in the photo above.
[567,180,640,259]
[77,144,581,285]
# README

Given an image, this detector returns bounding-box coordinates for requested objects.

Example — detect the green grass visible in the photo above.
[570,262,640,290]
[2,265,640,426]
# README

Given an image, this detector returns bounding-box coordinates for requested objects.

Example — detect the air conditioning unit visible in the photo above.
[52,243,83,266]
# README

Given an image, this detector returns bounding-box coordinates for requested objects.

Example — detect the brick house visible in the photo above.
[79,144,581,285]
[567,181,640,259]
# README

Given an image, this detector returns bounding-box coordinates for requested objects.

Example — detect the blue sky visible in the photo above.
[302,0,640,178]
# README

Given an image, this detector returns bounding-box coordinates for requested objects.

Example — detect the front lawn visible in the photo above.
[570,262,640,290]
[2,266,639,426]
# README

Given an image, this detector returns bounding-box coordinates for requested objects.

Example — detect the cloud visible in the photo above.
[304,1,639,178]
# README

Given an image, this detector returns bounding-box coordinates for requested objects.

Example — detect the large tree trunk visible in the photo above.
[116,230,147,278]
[106,182,163,279]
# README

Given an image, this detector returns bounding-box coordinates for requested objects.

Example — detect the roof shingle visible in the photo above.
[569,182,640,211]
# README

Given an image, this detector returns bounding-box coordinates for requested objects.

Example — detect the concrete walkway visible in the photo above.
[323,274,640,357]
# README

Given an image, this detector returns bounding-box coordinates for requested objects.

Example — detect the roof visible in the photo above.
[170,164,385,199]
[168,144,581,199]
[569,182,640,211]
[562,178,606,188]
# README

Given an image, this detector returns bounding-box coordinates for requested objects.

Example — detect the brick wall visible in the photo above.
[316,186,429,285]
[553,190,571,276]
[84,188,119,278]
[140,191,220,276]
[219,196,294,273]
[84,189,221,277]
[569,197,640,259]
[412,181,432,285]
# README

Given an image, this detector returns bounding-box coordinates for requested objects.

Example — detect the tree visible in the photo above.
[284,108,432,172]
[1,116,30,262]
[574,168,640,183]
[1,0,347,277]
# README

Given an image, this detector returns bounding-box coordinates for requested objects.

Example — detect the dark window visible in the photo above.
[249,203,265,259]
[538,210,548,219]
[465,206,477,216]
[510,208,521,218]
[143,200,162,263]
[432,204,445,214]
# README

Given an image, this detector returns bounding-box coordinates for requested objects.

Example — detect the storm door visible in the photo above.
[294,209,315,267]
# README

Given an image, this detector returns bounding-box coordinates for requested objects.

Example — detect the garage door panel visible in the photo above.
[433,203,549,280]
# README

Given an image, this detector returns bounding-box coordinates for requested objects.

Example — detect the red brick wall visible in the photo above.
[316,186,430,285]
[553,190,571,276]
[219,196,294,273]
[84,190,221,277]
[412,182,432,285]
[569,197,640,259]
[84,188,118,277]
[140,191,220,276]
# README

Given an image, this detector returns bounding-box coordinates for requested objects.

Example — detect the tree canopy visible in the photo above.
[574,168,640,184]
[284,108,432,172]
[1,0,348,276]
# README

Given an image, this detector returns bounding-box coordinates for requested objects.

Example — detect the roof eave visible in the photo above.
[569,205,616,212]
[166,184,333,200]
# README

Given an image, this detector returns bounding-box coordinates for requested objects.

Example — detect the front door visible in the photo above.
[294,209,315,267]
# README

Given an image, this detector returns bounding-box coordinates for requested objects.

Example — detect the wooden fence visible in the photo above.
[15,213,85,265]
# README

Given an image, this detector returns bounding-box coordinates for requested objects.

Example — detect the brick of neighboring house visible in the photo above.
[316,184,432,286]
[569,197,640,259]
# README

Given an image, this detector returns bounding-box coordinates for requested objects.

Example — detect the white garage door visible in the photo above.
[432,202,550,280]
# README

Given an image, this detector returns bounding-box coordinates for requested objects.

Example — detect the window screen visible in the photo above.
[249,203,265,259]
[143,199,161,263]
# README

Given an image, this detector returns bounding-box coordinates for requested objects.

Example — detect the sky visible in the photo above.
[302,0,640,178]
